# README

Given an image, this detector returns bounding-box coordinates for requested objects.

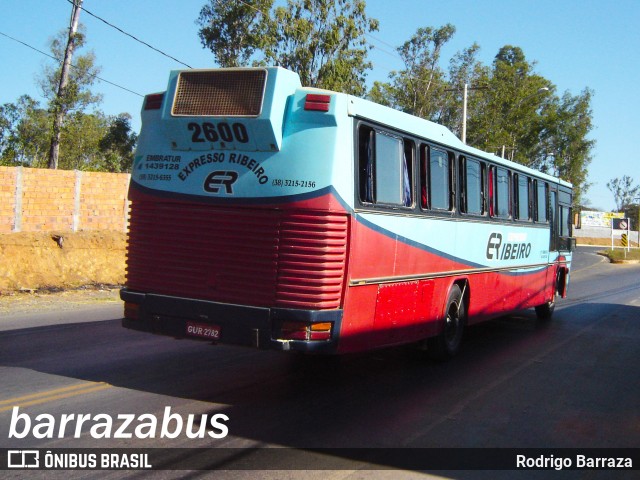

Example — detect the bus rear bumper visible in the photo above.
[120,288,342,354]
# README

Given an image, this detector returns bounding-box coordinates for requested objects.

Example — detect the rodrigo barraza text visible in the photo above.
[516,454,633,470]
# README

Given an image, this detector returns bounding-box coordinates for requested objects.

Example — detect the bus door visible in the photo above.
[558,188,576,253]
[549,186,574,298]
[549,188,558,253]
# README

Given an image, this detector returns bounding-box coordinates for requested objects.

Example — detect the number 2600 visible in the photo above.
[188,122,249,144]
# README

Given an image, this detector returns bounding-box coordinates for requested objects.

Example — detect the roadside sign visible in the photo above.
[611,217,630,252]
[612,218,628,230]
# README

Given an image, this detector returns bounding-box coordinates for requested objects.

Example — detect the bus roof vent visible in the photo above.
[172,69,267,117]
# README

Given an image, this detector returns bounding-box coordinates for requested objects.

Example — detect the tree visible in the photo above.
[197,0,379,96]
[98,114,138,172]
[197,0,274,67]
[539,89,595,202]
[41,24,103,169]
[0,97,136,172]
[607,176,640,211]
[40,26,103,119]
[0,100,23,163]
[0,96,50,167]
[369,31,594,205]
[1,23,136,172]
[47,0,83,169]
[439,42,488,136]
[468,46,552,164]
[368,24,456,118]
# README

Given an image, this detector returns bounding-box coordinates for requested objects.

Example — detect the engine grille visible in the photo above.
[172,70,266,117]
[126,202,348,310]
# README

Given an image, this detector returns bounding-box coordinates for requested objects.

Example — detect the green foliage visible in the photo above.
[0,98,137,172]
[98,114,138,173]
[371,29,595,205]
[378,25,456,119]
[0,96,50,167]
[0,26,136,172]
[607,175,640,211]
[197,0,274,67]
[197,0,379,96]
[39,26,103,116]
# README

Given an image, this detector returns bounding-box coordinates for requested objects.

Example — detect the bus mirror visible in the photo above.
[558,236,576,252]
[568,237,577,251]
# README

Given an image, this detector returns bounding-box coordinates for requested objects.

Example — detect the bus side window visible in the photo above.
[560,205,571,237]
[535,180,548,222]
[460,157,484,215]
[420,145,428,209]
[515,174,532,221]
[402,139,414,207]
[492,166,511,218]
[358,124,413,207]
[359,126,375,203]
[428,146,451,210]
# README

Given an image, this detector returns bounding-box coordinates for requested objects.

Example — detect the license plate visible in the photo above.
[186,321,221,340]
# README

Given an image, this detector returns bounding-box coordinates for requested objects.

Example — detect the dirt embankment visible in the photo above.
[578,237,638,247]
[0,232,632,297]
[0,231,126,294]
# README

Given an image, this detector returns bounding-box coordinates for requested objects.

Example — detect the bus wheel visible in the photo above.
[428,284,466,360]
[535,301,555,321]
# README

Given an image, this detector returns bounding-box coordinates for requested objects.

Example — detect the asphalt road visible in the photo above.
[1,246,639,479]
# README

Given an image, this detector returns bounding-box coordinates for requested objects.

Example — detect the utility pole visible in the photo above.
[445,84,488,144]
[461,83,468,144]
[47,0,83,169]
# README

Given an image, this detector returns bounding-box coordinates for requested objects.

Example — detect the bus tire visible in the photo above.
[428,284,466,360]
[535,301,555,320]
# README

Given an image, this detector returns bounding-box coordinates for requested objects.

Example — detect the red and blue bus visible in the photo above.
[121,67,575,358]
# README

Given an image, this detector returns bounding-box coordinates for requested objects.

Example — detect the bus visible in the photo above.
[121,67,575,358]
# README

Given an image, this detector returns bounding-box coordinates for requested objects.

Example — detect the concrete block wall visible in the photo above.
[0,166,130,233]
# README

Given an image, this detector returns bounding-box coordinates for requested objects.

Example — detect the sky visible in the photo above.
[1,0,638,211]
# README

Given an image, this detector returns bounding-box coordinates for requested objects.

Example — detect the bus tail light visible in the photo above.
[304,94,331,112]
[280,321,332,341]
[144,93,164,110]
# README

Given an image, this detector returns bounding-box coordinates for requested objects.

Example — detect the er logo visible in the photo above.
[204,170,238,194]
[486,232,503,260]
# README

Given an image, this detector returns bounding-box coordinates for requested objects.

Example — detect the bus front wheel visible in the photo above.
[428,284,466,360]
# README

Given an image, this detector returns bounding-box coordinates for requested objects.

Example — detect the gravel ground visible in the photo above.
[0,286,122,317]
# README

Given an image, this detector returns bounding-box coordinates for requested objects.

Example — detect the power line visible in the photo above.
[0,30,143,97]
[66,0,192,69]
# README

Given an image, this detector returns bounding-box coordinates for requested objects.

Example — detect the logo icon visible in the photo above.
[486,232,503,260]
[8,450,39,468]
[204,170,238,194]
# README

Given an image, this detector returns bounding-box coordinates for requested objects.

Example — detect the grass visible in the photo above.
[599,248,640,263]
